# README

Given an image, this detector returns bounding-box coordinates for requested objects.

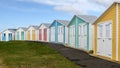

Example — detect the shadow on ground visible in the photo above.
[33,41,120,68]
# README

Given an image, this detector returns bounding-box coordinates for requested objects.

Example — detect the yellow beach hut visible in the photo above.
[93,2,120,61]
[26,25,39,41]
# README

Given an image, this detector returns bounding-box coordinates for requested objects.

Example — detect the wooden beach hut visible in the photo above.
[26,25,39,41]
[1,29,16,41]
[49,20,69,44]
[68,15,97,51]
[38,23,50,42]
[93,2,120,61]
[15,27,27,40]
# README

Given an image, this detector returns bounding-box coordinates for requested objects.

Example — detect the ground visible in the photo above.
[0,41,80,68]
[42,42,120,68]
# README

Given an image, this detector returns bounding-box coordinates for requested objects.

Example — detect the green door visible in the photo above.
[21,32,24,40]
[17,32,19,40]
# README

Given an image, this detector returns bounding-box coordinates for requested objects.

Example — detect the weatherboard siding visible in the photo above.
[68,17,76,47]
[76,16,87,49]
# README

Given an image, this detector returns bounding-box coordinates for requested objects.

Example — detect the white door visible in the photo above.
[97,22,112,58]
[70,25,75,47]
[78,24,87,50]
[51,27,55,42]
[58,26,64,42]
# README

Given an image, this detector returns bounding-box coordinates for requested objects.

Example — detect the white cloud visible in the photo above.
[17,0,118,15]
[90,0,114,6]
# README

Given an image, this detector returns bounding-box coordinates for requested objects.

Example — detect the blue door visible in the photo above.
[2,33,6,41]
[8,33,12,41]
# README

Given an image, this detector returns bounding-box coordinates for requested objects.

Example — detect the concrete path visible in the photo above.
[34,41,120,68]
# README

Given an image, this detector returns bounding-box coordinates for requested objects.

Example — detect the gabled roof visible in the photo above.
[7,29,16,32]
[26,25,39,30]
[68,15,97,26]
[17,27,27,31]
[93,2,120,24]
[56,20,69,26]
[1,29,16,33]
[39,23,50,28]
[49,20,69,27]
[76,15,97,24]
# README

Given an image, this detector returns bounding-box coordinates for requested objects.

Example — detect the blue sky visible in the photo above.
[0,0,115,32]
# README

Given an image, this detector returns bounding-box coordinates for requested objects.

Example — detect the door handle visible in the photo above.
[103,40,104,42]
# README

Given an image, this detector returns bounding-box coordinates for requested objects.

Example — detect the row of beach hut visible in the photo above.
[0,2,120,62]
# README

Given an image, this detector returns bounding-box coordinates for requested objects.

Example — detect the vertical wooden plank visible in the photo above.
[44,28,47,41]
[32,30,35,40]
[94,24,97,55]
[39,29,42,40]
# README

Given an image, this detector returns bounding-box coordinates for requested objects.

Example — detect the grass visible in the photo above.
[0,41,80,68]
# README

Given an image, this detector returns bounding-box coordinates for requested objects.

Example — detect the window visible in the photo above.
[98,24,103,37]
[83,25,87,35]
[106,23,111,38]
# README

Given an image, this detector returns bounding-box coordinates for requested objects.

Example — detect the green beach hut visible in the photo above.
[68,15,97,51]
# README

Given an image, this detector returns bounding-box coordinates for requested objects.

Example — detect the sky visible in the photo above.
[0,0,118,32]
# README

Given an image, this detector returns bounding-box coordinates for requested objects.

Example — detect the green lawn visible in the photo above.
[0,41,80,68]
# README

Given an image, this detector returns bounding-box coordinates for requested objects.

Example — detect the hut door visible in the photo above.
[44,28,47,41]
[70,25,75,47]
[21,32,24,40]
[97,22,112,58]
[32,30,36,40]
[27,31,30,40]
[2,33,6,41]
[39,29,42,40]
[78,24,87,50]
[104,23,112,57]
[8,33,12,41]
[17,32,19,40]
[58,26,63,43]
[51,27,55,42]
